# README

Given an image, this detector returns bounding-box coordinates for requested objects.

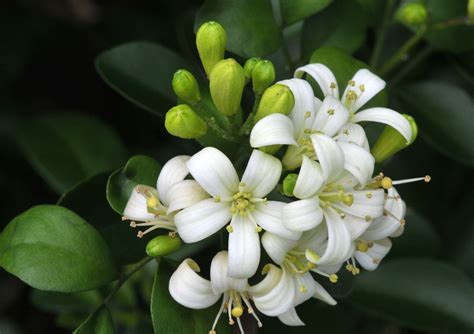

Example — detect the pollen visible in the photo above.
[329,274,338,283]
[356,241,369,252]
[381,177,392,189]
[346,90,357,101]
[147,196,159,208]
[226,225,234,233]
[343,194,354,206]
[424,175,431,182]
[359,84,365,92]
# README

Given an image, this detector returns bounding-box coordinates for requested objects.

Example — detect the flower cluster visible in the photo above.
[121,22,430,333]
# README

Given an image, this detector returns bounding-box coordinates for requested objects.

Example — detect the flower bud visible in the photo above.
[196,21,227,77]
[255,84,294,123]
[172,69,201,104]
[244,57,260,82]
[469,0,474,22]
[371,114,418,163]
[252,60,275,94]
[282,173,298,197]
[146,235,182,257]
[395,2,428,26]
[209,59,245,116]
[165,104,208,139]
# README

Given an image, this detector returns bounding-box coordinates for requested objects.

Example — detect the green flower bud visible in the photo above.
[260,145,281,155]
[469,0,474,22]
[196,21,227,77]
[244,57,260,82]
[252,60,275,94]
[165,104,208,139]
[209,59,245,117]
[172,69,201,104]
[371,114,418,163]
[282,173,298,197]
[255,84,294,123]
[395,2,428,26]
[146,235,182,257]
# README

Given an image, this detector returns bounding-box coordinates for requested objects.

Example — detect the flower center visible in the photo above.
[230,192,254,216]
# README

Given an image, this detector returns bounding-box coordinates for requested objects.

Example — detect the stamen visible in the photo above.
[236,318,244,334]
[210,295,227,333]
[327,109,335,115]
[392,175,431,185]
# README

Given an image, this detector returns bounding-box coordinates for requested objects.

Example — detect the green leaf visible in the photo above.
[31,289,101,314]
[16,113,127,194]
[350,258,474,333]
[106,155,161,215]
[280,0,333,26]
[310,47,388,108]
[151,260,230,334]
[195,0,281,57]
[74,306,115,334]
[0,205,118,292]
[397,81,474,166]
[95,41,190,114]
[59,172,152,265]
[302,0,367,60]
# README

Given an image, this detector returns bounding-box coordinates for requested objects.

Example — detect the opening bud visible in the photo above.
[282,173,298,197]
[196,21,227,77]
[252,60,275,94]
[172,69,201,104]
[371,114,418,163]
[146,235,182,257]
[255,84,295,123]
[165,104,208,139]
[244,57,260,82]
[209,58,245,116]
[395,2,428,26]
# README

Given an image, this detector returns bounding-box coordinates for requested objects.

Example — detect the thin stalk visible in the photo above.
[239,92,262,136]
[370,0,396,69]
[388,46,433,88]
[194,102,240,142]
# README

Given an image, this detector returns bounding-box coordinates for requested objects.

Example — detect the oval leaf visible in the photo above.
[0,205,118,292]
[351,258,474,333]
[74,306,115,334]
[280,0,333,26]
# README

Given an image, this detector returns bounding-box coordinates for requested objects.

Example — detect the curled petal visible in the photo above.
[338,142,375,187]
[332,188,385,221]
[310,133,345,183]
[353,108,412,143]
[282,198,323,232]
[253,202,301,240]
[210,251,248,294]
[294,63,339,98]
[355,238,392,271]
[278,308,305,326]
[294,155,325,199]
[166,180,209,214]
[311,95,349,137]
[261,232,298,265]
[123,185,156,221]
[241,150,282,198]
[249,264,282,297]
[343,69,386,112]
[312,278,337,306]
[157,155,190,206]
[250,114,297,148]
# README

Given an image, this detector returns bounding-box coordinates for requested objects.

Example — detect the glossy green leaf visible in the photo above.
[280,0,333,26]
[0,205,118,292]
[351,258,474,333]
[397,81,474,166]
[31,289,101,314]
[106,155,161,215]
[16,113,127,194]
[302,0,367,60]
[151,260,230,334]
[59,172,152,265]
[74,306,115,334]
[310,47,388,108]
[195,0,281,57]
[96,41,190,114]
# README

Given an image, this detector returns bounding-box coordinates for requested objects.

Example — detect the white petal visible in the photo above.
[295,223,327,252]
[210,251,247,294]
[312,279,337,306]
[338,142,374,187]
[310,133,345,183]
[282,198,323,232]
[336,123,370,151]
[169,259,220,309]
[343,69,386,112]
[241,150,282,198]
[227,215,261,279]
[186,147,239,198]
[294,155,325,199]
[261,232,298,265]
[248,264,282,297]
[332,189,385,220]
[250,114,297,148]
[278,308,305,326]
[279,78,317,138]
[353,108,412,143]
[340,214,371,240]
[157,155,190,206]
[166,180,210,214]
[311,95,349,137]
[293,272,318,306]
[123,186,156,221]
[355,238,392,271]
[294,64,339,98]
[253,202,301,240]
[174,199,231,243]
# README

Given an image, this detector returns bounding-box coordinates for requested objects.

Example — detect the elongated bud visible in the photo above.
[196,21,227,77]
[252,60,275,94]
[395,2,428,26]
[209,59,245,116]
[469,0,474,22]
[146,235,182,257]
[172,69,201,104]
[255,84,294,123]
[371,114,418,163]
[283,173,298,197]
[165,104,208,139]
[244,57,260,82]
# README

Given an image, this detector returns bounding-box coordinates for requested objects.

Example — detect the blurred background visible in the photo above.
[0,0,473,333]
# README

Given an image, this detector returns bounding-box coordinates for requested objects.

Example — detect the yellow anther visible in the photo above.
[365,215,372,222]
[424,175,431,182]
[239,182,246,187]
[147,196,159,208]
[255,226,262,233]
[366,192,372,199]
[348,80,355,86]
[327,109,335,115]
[343,194,354,206]
[329,274,338,283]
[226,225,234,233]
[381,177,393,189]
[356,241,369,252]
[307,262,316,269]
[346,90,357,101]
[343,128,349,135]
[367,241,374,248]
[330,82,337,89]
[359,84,365,92]
[305,111,311,118]
[340,213,346,219]
[299,285,307,293]
[214,195,221,202]
[231,306,243,318]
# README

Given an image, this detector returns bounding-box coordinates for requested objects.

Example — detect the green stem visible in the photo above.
[194,102,240,143]
[388,46,433,88]
[431,16,469,30]
[370,0,396,69]
[239,93,262,136]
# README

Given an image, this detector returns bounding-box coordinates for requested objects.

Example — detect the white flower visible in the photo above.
[169,251,296,333]
[174,147,301,278]
[122,155,208,237]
